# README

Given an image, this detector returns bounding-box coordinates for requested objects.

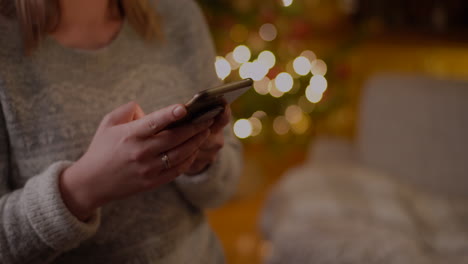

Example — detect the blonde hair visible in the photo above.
[0,0,161,54]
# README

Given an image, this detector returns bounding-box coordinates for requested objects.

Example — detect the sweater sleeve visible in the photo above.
[0,85,101,263]
[165,0,244,208]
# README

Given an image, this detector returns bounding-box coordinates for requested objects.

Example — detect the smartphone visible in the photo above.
[168,78,253,128]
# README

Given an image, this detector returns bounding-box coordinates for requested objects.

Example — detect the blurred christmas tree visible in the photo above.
[199,0,365,150]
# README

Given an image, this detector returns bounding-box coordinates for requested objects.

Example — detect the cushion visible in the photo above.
[261,162,468,264]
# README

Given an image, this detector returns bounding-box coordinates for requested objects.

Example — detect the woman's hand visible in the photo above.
[184,105,232,175]
[59,101,213,221]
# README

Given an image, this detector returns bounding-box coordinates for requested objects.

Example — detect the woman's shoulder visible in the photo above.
[155,0,206,29]
[0,14,22,59]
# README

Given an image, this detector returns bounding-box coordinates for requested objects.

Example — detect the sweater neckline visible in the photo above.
[42,20,129,57]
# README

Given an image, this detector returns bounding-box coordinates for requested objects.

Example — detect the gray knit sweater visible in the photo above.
[0,0,242,263]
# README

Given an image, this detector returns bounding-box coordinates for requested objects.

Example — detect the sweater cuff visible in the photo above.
[175,152,225,187]
[177,165,213,184]
[22,161,101,251]
[174,147,231,199]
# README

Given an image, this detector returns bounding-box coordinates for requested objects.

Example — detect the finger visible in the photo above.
[143,119,214,155]
[210,106,231,134]
[199,132,224,151]
[162,129,210,168]
[130,104,187,138]
[195,148,221,163]
[186,160,210,175]
[194,148,220,166]
[186,151,219,175]
[102,101,142,127]
[175,150,199,175]
[141,129,210,174]
[145,151,199,189]
[132,104,145,120]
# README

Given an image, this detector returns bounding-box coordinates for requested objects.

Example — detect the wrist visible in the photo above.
[59,163,99,222]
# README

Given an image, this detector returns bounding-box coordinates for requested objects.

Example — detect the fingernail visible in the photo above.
[173,105,186,118]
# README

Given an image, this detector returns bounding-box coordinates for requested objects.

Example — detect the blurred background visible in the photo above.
[196,0,468,263]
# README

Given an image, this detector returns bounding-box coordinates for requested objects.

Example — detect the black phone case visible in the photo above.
[166,78,252,129]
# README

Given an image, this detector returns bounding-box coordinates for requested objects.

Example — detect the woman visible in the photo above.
[0,0,242,263]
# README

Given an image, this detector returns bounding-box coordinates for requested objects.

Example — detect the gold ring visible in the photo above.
[161,153,171,169]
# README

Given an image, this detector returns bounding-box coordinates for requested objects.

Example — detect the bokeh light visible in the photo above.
[233,45,251,63]
[214,56,231,80]
[254,77,270,95]
[248,117,262,136]
[275,72,294,92]
[225,52,241,70]
[305,85,324,103]
[291,115,310,134]
[301,50,317,62]
[252,110,267,119]
[273,116,290,135]
[239,62,250,79]
[309,75,328,93]
[259,23,277,42]
[268,81,285,98]
[233,119,253,139]
[281,0,293,7]
[250,61,269,81]
[310,59,328,76]
[257,50,276,69]
[239,61,269,81]
[285,105,303,124]
[293,56,312,76]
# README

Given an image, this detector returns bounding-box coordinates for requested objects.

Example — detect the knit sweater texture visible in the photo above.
[0,0,242,263]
